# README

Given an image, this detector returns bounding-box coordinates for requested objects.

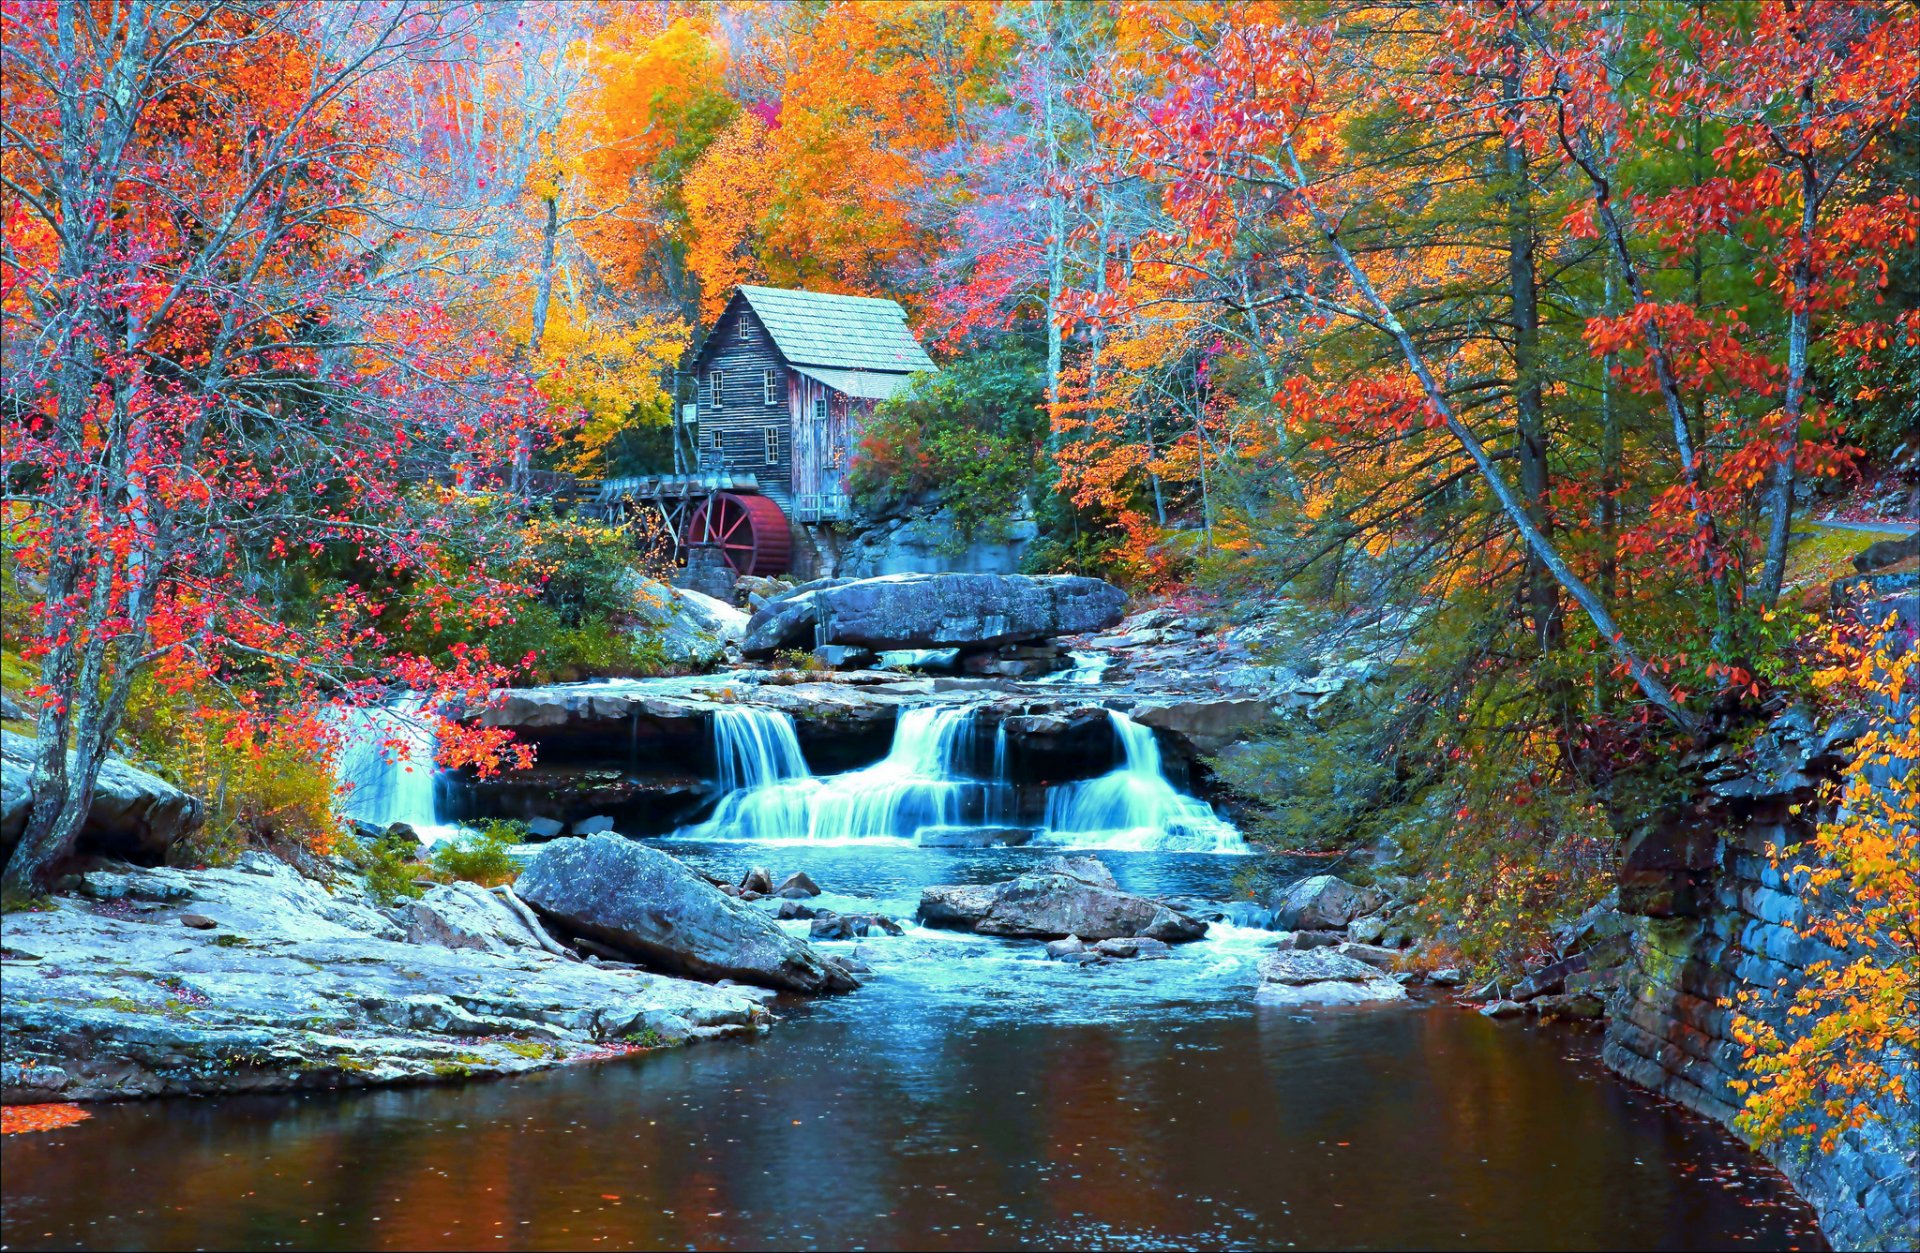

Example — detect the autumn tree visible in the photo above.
[0,1,540,891]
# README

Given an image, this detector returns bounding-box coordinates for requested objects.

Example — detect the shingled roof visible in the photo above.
[724,285,937,375]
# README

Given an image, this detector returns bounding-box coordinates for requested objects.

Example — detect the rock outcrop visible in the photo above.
[632,577,748,670]
[916,858,1206,943]
[742,573,1127,656]
[405,882,550,955]
[1,729,205,867]
[0,853,768,1102]
[514,834,858,994]
[830,501,1041,578]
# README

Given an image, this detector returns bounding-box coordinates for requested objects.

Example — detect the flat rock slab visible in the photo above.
[0,854,767,1103]
[1254,948,1408,1006]
[515,834,857,994]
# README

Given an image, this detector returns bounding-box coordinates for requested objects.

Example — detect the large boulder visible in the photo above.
[514,834,856,994]
[742,573,1127,656]
[917,868,1206,943]
[1268,875,1386,931]
[631,577,748,670]
[1254,948,1409,1006]
[1,730,205,867]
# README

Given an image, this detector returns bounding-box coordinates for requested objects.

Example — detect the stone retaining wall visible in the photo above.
[1606,593,1918,1251]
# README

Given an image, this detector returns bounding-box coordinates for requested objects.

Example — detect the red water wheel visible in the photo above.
[685,492,793,576]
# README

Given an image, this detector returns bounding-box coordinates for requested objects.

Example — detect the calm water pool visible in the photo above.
[0,843,1823,1251]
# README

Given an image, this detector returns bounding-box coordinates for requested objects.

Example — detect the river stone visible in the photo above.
[774,871,820,898]
[406,882,546,955]
[515,835,857,994]
[2,730,205,868]
[1094,936,1169,960]
[740,866,774,894]
[920,871,1207,943]
[808,912,868,941]
[1269,875,1387,931]
[916,884,998,928]
[741,573,1127,656]
[1255,949,1408,1006]
[1044,936,1086,959]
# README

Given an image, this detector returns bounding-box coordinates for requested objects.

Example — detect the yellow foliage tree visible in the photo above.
[1731,606,1919,1152]
[532,308,687,474]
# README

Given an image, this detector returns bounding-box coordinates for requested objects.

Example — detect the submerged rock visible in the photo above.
[515,835,857,994]
[916,825,1033,848]
[1255,949,1409,1007]
[1038,854,1117,889]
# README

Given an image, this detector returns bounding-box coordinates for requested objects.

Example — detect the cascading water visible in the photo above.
[713,706,810,793]
[332,693,460,845]
[1043,711,1247,853]
[1040,649,1108,686]
[690,705,986,843]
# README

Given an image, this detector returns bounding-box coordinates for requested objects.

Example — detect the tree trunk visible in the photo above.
[1758,160,1821,605]
[1503,56,1558,654]
[1279,140,1697,733]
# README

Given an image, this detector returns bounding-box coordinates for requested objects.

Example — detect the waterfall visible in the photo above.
[1040,649,1107,686]
[713,707,810,793]
[690,705,984,842]
[333,693,457,844]
[1043,711,1247,853]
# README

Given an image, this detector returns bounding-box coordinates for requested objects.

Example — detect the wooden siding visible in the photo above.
[695,302,794,508]
[789,374,872,522]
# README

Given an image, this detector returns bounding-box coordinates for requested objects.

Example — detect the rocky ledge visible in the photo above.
[0,851,776,1103]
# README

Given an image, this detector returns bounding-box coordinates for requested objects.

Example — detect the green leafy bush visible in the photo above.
[851,343,1045,547]
[344,835,428,905]
[430,820,526,887]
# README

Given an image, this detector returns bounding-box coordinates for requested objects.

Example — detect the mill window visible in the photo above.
[709,369,724,410]
[764,427,779,465]
[813,396,828,421]
[763,369,779,405]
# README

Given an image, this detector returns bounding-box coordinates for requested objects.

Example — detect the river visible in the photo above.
[1,840,1822,1250]
[1,700,1825,1250]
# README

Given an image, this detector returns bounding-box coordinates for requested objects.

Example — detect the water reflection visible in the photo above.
[2,842,1824,1251]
